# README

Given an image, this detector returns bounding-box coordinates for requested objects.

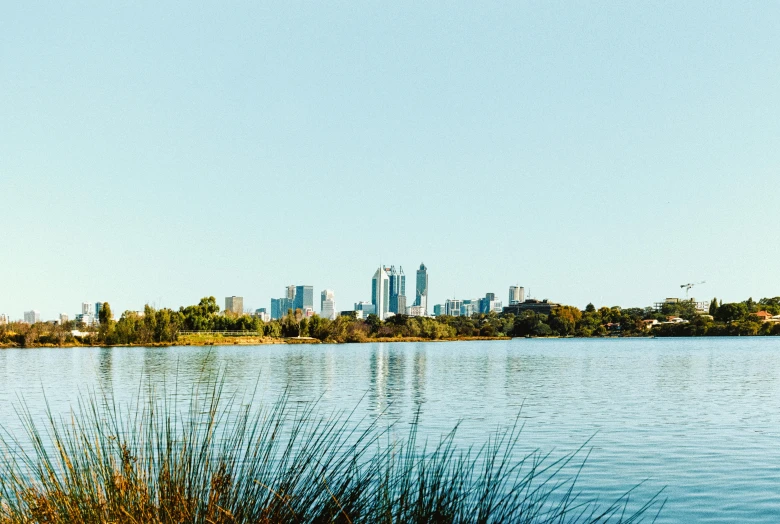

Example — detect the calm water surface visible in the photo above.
[2,337,780,522]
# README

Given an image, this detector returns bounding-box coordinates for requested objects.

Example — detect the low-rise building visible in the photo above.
[354,301,376,316]
[641,319,659,329]
[503,299,561,316]
[653,297,710,314]
[407,305,427,317]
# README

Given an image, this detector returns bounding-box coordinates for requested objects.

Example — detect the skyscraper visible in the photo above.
[371,267,390,320]
[82,302,93,316]
[509,286,525,305]
[271,298,294,320]
[95,302,103,323]
[286,285,296,300]
[294,285,314,311]
[321,289,336,320]
[387,265,406,314]
[225,296,244,314]
[414,263,428,313]
[24,310,41,324]
[479,293,502,314]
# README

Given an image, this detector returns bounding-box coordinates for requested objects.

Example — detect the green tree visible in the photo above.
[549,306,582,336]
[365,314,381,334]
[99,303,112,325]
[98,302,115,343]
[585,303,596,313]
[715,302,748,323]
[281,312,299,337]
[708,297,718,316]
[745,297,756,313]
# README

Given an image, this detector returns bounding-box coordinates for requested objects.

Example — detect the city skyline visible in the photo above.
[2,3,779,319]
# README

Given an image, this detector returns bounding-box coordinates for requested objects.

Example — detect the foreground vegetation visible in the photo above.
[2,295,780,348]
[0,381,663,523]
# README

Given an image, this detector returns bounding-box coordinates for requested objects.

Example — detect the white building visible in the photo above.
[82,302,93,316]
[509,286,525,305]
[371,267,390,320]
[321,289,336,320]
[59,313,69,325]
[24,310,41,324]
[76,313,95,326]
[445,299,463,316]
[407,305,427,317]
[0,313,8,325]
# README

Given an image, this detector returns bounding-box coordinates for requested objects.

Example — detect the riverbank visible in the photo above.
[0,334,512,349]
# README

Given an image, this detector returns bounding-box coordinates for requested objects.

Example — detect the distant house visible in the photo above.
[641,319,659,329]
[755,311,774,322]
[661,316,688,325]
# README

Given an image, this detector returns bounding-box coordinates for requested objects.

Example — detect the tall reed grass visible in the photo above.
[0,380,663,523]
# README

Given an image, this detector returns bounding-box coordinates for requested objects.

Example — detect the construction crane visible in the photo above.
[680,281,705,299]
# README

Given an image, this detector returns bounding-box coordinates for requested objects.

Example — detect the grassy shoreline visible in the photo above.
[0,335,513,349]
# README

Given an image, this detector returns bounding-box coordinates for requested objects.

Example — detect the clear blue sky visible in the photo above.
[2,2,779,320]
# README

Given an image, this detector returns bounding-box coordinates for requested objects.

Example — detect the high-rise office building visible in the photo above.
[24,310,41,324]
[445,299,462,317]
[371,267,390,320]
[460,300,478,317]
[294,286,314,311]
[95,302,103,323]
[509,286,525,305]
[433,304,444,316]
[271,298,294,320]
[286,285,296,300]
[387,265,406,314]
[225,296,244,315]
[479,293,503,314]
[82,302,93,316]
[59,313,69,325]
[321,289,336,320]
[0,314,8,325]
[414,263,428,313]
[396,295,407,315]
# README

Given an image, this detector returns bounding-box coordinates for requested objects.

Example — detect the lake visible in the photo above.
[1,337,779,522]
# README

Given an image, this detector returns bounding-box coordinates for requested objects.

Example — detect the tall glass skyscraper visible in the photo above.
[371,267,390,320]
[414,263,428,313]
[294,285,314,311]
[271,297,294,320]
[387,265,406,314]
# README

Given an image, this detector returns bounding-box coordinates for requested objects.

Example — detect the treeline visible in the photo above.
[2,296,780,347]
